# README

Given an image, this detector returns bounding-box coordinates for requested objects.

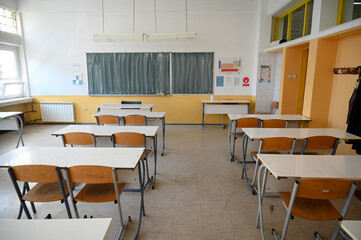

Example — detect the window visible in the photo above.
[0,7,17,34]
[0,44,23,99]
[338,0,361,24]
[273,0,314,41]
[87,52,213,95]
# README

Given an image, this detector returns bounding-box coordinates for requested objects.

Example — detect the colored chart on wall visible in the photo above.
[218,58,241,74]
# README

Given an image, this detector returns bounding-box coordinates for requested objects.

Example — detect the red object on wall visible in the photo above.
[243,77,249,86]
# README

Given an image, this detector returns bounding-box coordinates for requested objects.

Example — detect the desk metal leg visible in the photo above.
[202,103,205,130]
[134,162,145,240]
[152,134,158,189]
[161,117,165,156]
[228,119,233,160]
[15,115,24,148]
[222,114,225,129]
[256,164,268,240]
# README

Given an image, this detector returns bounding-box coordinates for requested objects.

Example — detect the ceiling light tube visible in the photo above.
[146,32,197,42]
[93,34,144,42]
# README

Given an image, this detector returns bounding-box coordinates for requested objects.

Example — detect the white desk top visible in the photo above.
[258,154,361,180]
[0,112,22,119]
[202,100,250,104]
[242,128,361,140]
[52,125,158,137]
[341,221,361,240]
[0,147,144,170]
[94,109,166,118]
[0,218,112,240]
[97,104,155,109]
[228,114,311,121]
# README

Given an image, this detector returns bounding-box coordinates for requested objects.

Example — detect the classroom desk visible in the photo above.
[0,218,112,240]
[256,154,361,240]
[0,146,144,239]
[0,112,25,148]
[201,100,250,129]
[52,125,159,189]
[340,220,361,240]
[227,114,311,161]
[241,128,361,194]
[93,109,166,156]
[97,104,155,112]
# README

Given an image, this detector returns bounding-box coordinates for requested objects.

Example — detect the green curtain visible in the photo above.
[172,53,213,94]
[87,53,170,95]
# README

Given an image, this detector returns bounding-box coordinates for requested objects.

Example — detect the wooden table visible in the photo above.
[0,146,144,239]
[241,127,361,194]
[256,154,361,240]
[93,109,166,156]
[97,104,155,112]
[202,100,250,129]
[340,220,361,240]
[0,112,24,148]
[0,218,112,240]
[227,114,311,161]
[52,125,159,189]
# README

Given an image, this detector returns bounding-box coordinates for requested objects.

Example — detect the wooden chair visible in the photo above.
[123,115,147,126]
[64,165,128,239]
[261,119,287,128]
[247,137,296,194]
[232,117,260,162]
[300,136,339,155]
[257,101,279,114]
[8,165,73,219]
[61,132,97,147]
[112,132,152,188]
[95,115,119,125]
[274,180,356,240]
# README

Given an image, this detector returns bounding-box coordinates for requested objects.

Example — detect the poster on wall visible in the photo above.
[216,76,224,87]
[72,71,83,85]
[218,58,241,74]
[242,77,250,87]
[234,77,240,86]
[259,65,271,83]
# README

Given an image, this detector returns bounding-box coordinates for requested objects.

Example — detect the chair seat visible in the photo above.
[75,183,125,203]
[279,192,341,220]
[251,151,280,162]
[142,149,152,159]
[23,181,74,202]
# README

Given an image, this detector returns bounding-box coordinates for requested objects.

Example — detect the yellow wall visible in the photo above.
[279,46,302,114]
[328,33,361,129]
[12,95,256,124]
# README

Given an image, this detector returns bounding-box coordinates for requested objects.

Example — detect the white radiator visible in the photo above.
[40,102,75,122]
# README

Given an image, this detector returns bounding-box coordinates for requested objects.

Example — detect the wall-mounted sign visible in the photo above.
[242,77,250,87]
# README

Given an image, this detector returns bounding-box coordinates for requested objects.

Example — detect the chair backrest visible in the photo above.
[260,137,295,151]
[301,136,339,154]
[96,115,119,125]
[123,115,147,125]
[121,101,142,105]
[67,166,114,184]
[62,132,96,147]
[112,132,145,147]
[236,117,260,128]
[10,165,59,183]
[295,180,352,199]
[270,101,279,114]
[261,119,286,128]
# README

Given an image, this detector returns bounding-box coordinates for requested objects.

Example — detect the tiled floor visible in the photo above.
[0,124,360,239]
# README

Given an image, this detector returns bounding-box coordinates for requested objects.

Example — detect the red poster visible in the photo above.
[243,77,250,86]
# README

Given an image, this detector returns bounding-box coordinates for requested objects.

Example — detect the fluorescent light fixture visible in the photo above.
[93,34,144,42]
[146,32,197,42]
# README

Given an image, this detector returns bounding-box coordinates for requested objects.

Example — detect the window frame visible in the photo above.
[273,0,313,41]
[0,43,21,82]
[0,6,18,34]
[337,0,361,24]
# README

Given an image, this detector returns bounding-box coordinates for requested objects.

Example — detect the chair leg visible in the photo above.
[24,182,36,213]
[8,169,32,219]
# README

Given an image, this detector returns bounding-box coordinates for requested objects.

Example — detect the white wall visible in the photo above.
[0,0,17,10]
[17,0,260,96]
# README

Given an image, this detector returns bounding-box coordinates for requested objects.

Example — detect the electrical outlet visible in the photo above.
[83,107,87,111]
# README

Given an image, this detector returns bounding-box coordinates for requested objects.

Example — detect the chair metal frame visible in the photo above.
[300,136,340,155]
[246,137,296,195]
[8,165,72,219]
[271,180,356,240]
[63,166,130,240]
